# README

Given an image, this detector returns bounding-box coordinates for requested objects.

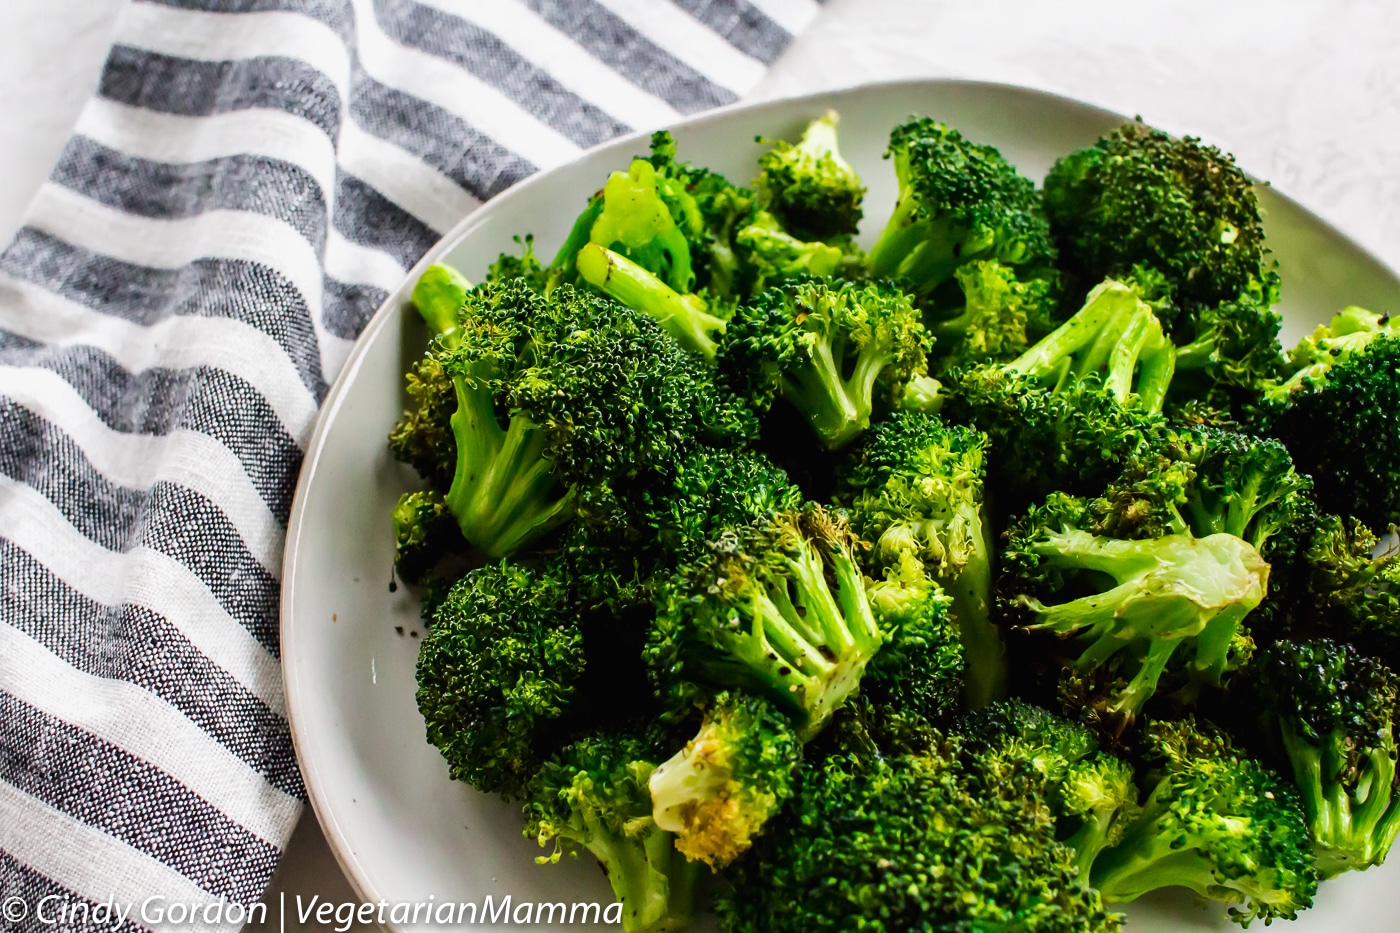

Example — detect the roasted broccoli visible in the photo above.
[925,259,1058,370]
[1262,306,1400,527]
[1252,639,1400,877]
[754,110,864,241]
[647,504,883,739]
[717,277,932,449]
[1043,121,1267,321]
[716,739,1124,933]
[840,412,1006,707]
[1091,718,1317,925]
[867,118,1054,297]
[526,729,702,933]
[732,209,844,294]
[648,691,800,868]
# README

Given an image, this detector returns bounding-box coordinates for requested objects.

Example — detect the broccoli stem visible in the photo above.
[1065,810,1117,886]
[410,263,472,344]
[1091,813,1226,902]
[549,194,604,280]
[1280,722,1400,877]
[444,376,574,558]
[780,337,892,450]
[948,512,1007,709]
[575,243,724,360]
[579,813,700,933]
[867,212,960,292]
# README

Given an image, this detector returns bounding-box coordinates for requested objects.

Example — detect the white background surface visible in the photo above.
[2,0,1398,928]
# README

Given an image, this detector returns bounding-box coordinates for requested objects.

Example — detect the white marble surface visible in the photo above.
[1,1,1398,929]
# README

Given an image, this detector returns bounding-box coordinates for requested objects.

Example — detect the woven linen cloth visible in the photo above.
[0,0,821,927]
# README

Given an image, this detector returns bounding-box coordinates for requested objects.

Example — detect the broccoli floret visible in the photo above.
[1043,121,1267,321]
[388,351,457,489]
[1003,492,1269,728]
[754,110,864,241]
[926,259,1059,370]
[841,412,1005,707]
[391,489,454,583]
[1262,306,1400,526]
[486,233,549,292]
[393,275,756,556]
[650,446,803,562]
[716,740,1123,933]
[1252,639,1400,877]
[525,730,702,933]
[717,277,932,449]
[415,561,584,796]
[1091,718,1317,925]
[1169,273,1284,419]
[943,273,1177,505]
[856,554,964,752]
[647,504,883,740]
[866,118,1054,298]
[648,691,800,868]
[963,700,1142,885]
[733,209,844,294]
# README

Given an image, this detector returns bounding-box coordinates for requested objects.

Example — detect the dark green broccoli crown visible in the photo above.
[1268,330,1400,527]
[716,745,1123,933]
[1170,272,1284,418]
[388,351,457,489]
[1092,717,1317,924]
[840,411,987,581]
[866,119,1054,297]
[963,698,1099,765]
[1088,446,1197,541]
[647,503,883,737]
[755,110,865,241]
[649,690,800,868]
[1255,639,1398,763]
[717,276,931,449]
[1043,122,1266,316]
[945,364,1165,506]
[391,489,455,583]
[1291,515,1400,665]
[416,561,584,797]
[653,446,803,561]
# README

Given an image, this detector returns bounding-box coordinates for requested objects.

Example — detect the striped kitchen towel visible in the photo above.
[0,0,821,927]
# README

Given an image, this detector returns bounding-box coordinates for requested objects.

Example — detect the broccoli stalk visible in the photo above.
[754,109,865,241]
[648,692,800,868]
[575,243,726,359]
[1091,719,1317,925]
[410,263,472,340]
[1008,277,1177,414]
[718,277,932,449]
[1254,639,1400,877]
[648,505,884,740]
[867,118,1053,296]
[527,732,702,933]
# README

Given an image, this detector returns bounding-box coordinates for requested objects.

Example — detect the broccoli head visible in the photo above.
[1262,306,1400,527]
[1169,273,1284,419]
[716,740,1123,933]
[486,234,549,292]
[1043,121,1267,320]
[962,700,1142,885]
[754,109,864,241]
[841,412,1005,707]
[525,729,702,933]
[648,691,800,868]
[926,259,1059,371]
[1252,638,1400,877]
[415,561,584,796]
[1002,492,1269,729]
[867,118,1054,297]
[647,504,883,739]
[648,446,803,562]
[717,277,932,449]
[732,209,844,294]
[391,489,454,584]
[1091,718,1317,925]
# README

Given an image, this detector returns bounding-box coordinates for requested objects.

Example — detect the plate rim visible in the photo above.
[278,74,1400,918]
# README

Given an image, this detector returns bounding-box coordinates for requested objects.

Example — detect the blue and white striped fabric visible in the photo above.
[0,0,820,926]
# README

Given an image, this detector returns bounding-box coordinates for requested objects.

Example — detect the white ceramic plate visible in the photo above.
[282,79,1400,932]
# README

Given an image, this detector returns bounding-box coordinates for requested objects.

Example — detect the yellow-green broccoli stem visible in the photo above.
[1281,721,1400,878]
[576,243,725,360]
[1009,279,1176,413]
[780,335,894,451]
[443,375,575,558]
[947,515,1006,709]
[410,263,472,343]
[1018,530,1268,721]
